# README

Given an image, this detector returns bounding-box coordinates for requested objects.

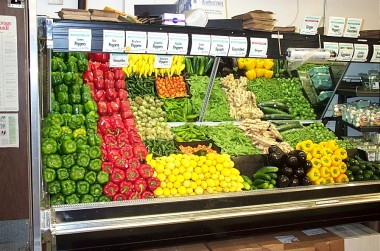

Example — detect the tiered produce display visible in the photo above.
[41,51,379,205]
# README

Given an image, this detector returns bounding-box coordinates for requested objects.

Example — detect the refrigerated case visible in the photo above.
[30,15,380,251]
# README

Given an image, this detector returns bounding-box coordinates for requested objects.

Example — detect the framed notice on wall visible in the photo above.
[0,113,19,148]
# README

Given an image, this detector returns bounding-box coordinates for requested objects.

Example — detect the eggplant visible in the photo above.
[294,167,305,178]
[268,145,282,154]
[302,176,312,186]
[280,166,293,176]
[286,154,298,167]
[289,150,307,163]
[277,174,290,188]
[289,176,299,187]
[268,152,283,166]
[303,160,313,171]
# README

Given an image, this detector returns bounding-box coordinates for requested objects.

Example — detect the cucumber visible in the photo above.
[241,175,253,185]
[253,179,268,186]
[185,57,193,75]
[269,179,276,185]
[276,122,303,132]
[258,100,289,112]
[260,107,290,115]
[256,182,269,189]
[256,166,279,174]
[253,173,272,181]
[268,173,278,180]
[262,114,295,120]
[204,57,215,74]
[268,183,275,189]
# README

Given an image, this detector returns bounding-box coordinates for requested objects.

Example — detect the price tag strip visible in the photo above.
[68,29,92,51]
[125,31,147,53]
[190,34,211,56]
[167,33,189,55]
[102,30,125,52]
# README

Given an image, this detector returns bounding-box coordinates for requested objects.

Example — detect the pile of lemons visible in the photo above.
[147,153,245,197]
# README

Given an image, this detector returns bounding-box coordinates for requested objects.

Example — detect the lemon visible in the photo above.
[190,181,197,189]
[221,168,231,177]
[220,180,227,187]
[201,165,209,173]
[166,156,175,163]
[206,179,215,187]
[155,164,165,173]
[223,187,230,192]
[194,186,204,195]
[209,165,216,174]
[211,173,219,180]
[183,171,192,180]
[170,188,178,196]
[205,173,211,179]
[194,166,202,174]
[231,168,240,175]
[172,168,180,175]
[181,159,190,168]
[163,188,171,196]
[198,173,205,181]
[205,160,213,167]
[154,187,163,196]
[199,156,206,162]
[206,187,214,194]
[201,181,208,189]
[157,173,166,182]
[229,186,236,192]
[190,160,197,168]
[224,177,231,183]
[168,174,176,183]
[195,179,202,185]
[186,187,194,194]
[178,186,187,195]
[183,180,191,188]
[176,175,185,183]
[186,166,194,173]
[160,181,167,188]
[149,159,157,167]
[178,166,186,174]
[216,164,224,171]
[166,162,175,169]
[216,187,223,192]
[174,160,181,168]
[218,174,225,181]
[191,172,199,181]
[163,168,171,176]
[173,181,181,188]
[237,176,244,183]
[230,174,237,181]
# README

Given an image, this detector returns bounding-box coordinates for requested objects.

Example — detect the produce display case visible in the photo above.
[32,17,380,250]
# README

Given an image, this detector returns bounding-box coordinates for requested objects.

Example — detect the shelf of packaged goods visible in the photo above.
[342,120,380,133]
[336,88,380,98]
[47,181,380,250]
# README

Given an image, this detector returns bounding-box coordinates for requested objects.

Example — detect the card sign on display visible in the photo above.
[147,32,168,54]
[371,45,380,63]
[249,37,268,58]
[228,37,247,57]
[343,18,362,38]
[154,55,172,69]
[327,17,346,37]
[300,16,321,35]
[109,53,129,68]
[167,33,189,55]
[210,35,229,56]
[352,44,368,62]
[102,30,125,52]
[323,42,339,61]
[68,29,92,51]
[125,31,147,53]
[190,34,211,56]
[337,43,354,61]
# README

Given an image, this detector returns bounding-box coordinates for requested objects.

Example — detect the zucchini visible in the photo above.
[185,57,193,75]
[204,57,215,74]
[263,114,295,120]
[260,107,290,115]
[258,100,289,112]
[253,173,272,181]
[256,166,279,174]
[276,122,303,132]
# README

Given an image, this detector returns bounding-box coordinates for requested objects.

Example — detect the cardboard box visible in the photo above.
[139,243,209,251]
[343,224,380,251]
[296,228,344,251]
[326,225,362,251]
[159,13,186,26]
[207,237,262,251]
[176,0,227,19]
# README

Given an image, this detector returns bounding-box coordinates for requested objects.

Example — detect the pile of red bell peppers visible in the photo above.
[84,53,160,200]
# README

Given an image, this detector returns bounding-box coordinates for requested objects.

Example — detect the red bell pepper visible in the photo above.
[88,53,104,62]
[115,79,126,90]
[123,118,136,129]
[97,101,108,115]
[120,145,133,159]
[107,149,121,163]
[141,191,155,199]
[107,101,119,115]
[147,177,160,191]
[101,53,110,63]
[100,62,110,72]
[98,116,114,135]
[118,90,129,101]
[113,69,125,80]
[104,70,114,80]
[138,164,154,179]
[125,167,140,182]
[133,145,148,160]
[94,77,104,90]
[83,71,94,83]
[120,111,134,120]
[119,181,134,196]
[117,132,129,148]
[102,133,117,146]
[104,79,115,89]
[113,193,126,201]
[105,88,117,101]
[111,168,125,183]
[128,191,141,200]
[134,178,147,194]
[86,82,95,91]
[101,162,114,174]
[110,114,125,134]
[119,99,130,112]
[93,69,104,79]
[103,181,119,197]
[114,156,128,169]
[90,61,101,71]
[128,157,140,169]
[94,90,106,102]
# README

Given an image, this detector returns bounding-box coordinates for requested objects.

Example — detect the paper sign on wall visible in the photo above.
[327,17,345,37]
[210,35,229,56]
[68,29,92,51]
[167,33,188,55]
[0,15,19,112]
[125,31,147,53]
[300,16,321,35]
[102,30,125,52]
[249,37,268,58]
[147,32,168,54]
[228,37,247,57]
[343,18,362,38]
[190,34,211,56]
[352,44,368,62]
[0,113,19,148]
[371,45,380,63]
[336,43,354,61]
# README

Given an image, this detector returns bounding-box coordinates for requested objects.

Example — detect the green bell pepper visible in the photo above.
[72,104,84,115]
[76,180,90,195]
[76,144,90,155]
[90,183,103,197]
[81,84,91,93]
[60,179,76,196]
[85,112,98,131]
[41,138,58,155]
[89,146,102,160]
[81,91,92,104]
[59,133,73,142]
[50,193,65,205]
[56,58,67,72]
[61,154,76,169]
[97,195,111,202]
[49,113,64,126]
[46,154,62,169]
[51,58,59,72]
[52,101,60,113]
[61,113,72,126]
[97,171,109,185]
[60,104,73,114]
[81,194,95,203]
[70,165,86,181]
[70,93,82,104]
[75,52,88,61]
[61,126,73,135]
[56,91,69,104]
[84,171,97,185]
[78,58,88,73]
[57,168,70,181]
[64,72,74,85]
[53,52,66,59]
[43,168,57,183]
[48,125,62,140]
[67,55,78,63]
[68,114,85,130]
[47,180,61,195]
[76,153,90,168]
[65,194,80,204]
[74,73,83,85]
[51,72,63,86]
[88,159,102,172]
[67,61,78,73]
[87,132,102,146]
[60,139,77,154]
[75,134,87,146]
[73,128,86,138]
[54,84,68,94]
[70,84,82,94]
[84,101,97,113]
[42,126,50,138]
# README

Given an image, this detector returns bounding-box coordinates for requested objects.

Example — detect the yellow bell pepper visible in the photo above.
[300,140,314,152]
[256,59,265,69]
[245,59,256,70]
[311,158,322,169]
[312,147,323,159]
[263,59,274,70]
[331,154,342,166]
[245,69,257,80]
[324,177,335,185]
[306,152,313,161]
[338,162,347,173]
[322,147,333,156]
[307,167,321,182]
[326,140,339,151]
[255,68,265,78]
[296,142,302,150]
[333,148,348,160]
[264,69,274,79]
[319,166,331,178]
[314,177,326,185]
[318,141,327,148]
[320,155,332,167]
[329,166,340,178]
[334,173,349,183]
[237,58,246,69]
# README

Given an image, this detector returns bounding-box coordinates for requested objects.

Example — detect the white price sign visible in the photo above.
[210,35,229,56]
[370,45,380,63]
[352,44,368,62]
[102,30,125,52]
[300,16,321,35]
[249,37,268,58]
[109,53,129,67]
[190,34,211,56]
[125,31,147,53]
[154,55,173,69]
[323,42,339,61]
[337,43,354,61]
[167,33,188,55]
[68,29,92,51]
[228,37,247,57]
[147,32,168,54]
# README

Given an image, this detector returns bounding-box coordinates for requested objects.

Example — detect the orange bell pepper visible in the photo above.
[334,173,349,183]
[324,177,335,185]
[338,162,347,173]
